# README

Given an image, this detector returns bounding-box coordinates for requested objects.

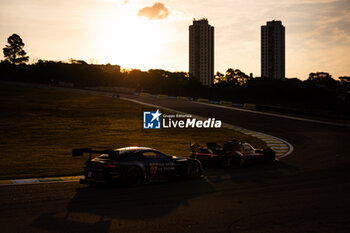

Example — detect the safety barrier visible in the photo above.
[140,92,150,97]
[198,98,209,103]
[209,100,220,104]
[243,103,256,110]
[157,94,168,99]
[220,100,232,106]
[133,92,259,111]
[177,96,189,101]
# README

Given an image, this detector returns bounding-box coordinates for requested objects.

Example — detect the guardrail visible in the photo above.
[134,92,253,110]
[243,103,256,110]
[133,92,348,121]
[139,92,150,97]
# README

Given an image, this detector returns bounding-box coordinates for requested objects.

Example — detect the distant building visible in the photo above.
[261,20,285,80]
[189,18,214,86]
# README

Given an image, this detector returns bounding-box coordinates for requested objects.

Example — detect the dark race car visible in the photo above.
[190,140,275,168]
[72,147,203,186]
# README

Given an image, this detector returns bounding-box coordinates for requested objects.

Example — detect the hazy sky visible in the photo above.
[1,0,349,79]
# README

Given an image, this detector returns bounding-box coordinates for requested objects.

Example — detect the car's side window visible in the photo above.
[154,151,168,159]
[126,153,141,161]
[142,151,167,159]
[142,151,158,158]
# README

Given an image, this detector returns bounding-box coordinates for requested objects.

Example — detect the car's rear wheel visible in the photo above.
[186,161,201,178]
[124,166,144,187]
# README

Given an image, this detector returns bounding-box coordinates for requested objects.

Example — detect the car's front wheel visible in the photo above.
[264,148,276,162]
[124,166,144,187]
[186,161,201,178]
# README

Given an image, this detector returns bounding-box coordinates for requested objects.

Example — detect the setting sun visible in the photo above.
[97,16,162,70]
[93,2,166,70]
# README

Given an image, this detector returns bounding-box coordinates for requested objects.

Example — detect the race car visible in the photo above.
[190,140,275,167]
[72,146,203,186]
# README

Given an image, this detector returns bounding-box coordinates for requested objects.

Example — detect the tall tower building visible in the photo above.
[261,20,285,80]
[189,19,214,86]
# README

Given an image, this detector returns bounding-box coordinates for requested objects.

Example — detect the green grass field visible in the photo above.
[0,84,265,179]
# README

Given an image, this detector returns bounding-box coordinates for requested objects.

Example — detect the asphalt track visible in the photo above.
[1,89,350,233]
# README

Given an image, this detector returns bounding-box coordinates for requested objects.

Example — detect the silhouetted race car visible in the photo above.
[73,147,203,186]
[190,140,275,167]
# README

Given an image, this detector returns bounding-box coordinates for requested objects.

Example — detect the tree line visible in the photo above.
[1,33,349,119]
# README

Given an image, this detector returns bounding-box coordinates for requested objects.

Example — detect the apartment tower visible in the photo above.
[261,20,285,80]
[189,19,214,86]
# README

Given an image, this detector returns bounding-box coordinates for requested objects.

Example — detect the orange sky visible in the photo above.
[1,0,349,79]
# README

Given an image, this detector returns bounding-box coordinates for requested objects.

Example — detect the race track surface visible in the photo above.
[1,93,349,233]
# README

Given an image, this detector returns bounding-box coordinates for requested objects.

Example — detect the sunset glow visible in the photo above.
[1,0,349,79]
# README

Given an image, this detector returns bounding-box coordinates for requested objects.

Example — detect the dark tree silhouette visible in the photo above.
[69,58,87,65]
[218,68,250,86]
[3,34,29,65]
[225,68,237,84]
[339,76,350,84]
[214,72,225,83]
[307,72,338,88]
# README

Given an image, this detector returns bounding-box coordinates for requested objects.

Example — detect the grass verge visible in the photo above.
[0,84,265,179]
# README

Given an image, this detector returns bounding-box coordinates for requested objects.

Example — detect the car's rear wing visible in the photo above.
[72,148,118,161]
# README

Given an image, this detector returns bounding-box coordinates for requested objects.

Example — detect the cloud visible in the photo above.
[138,2,170,20]
[296,1,350,46]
